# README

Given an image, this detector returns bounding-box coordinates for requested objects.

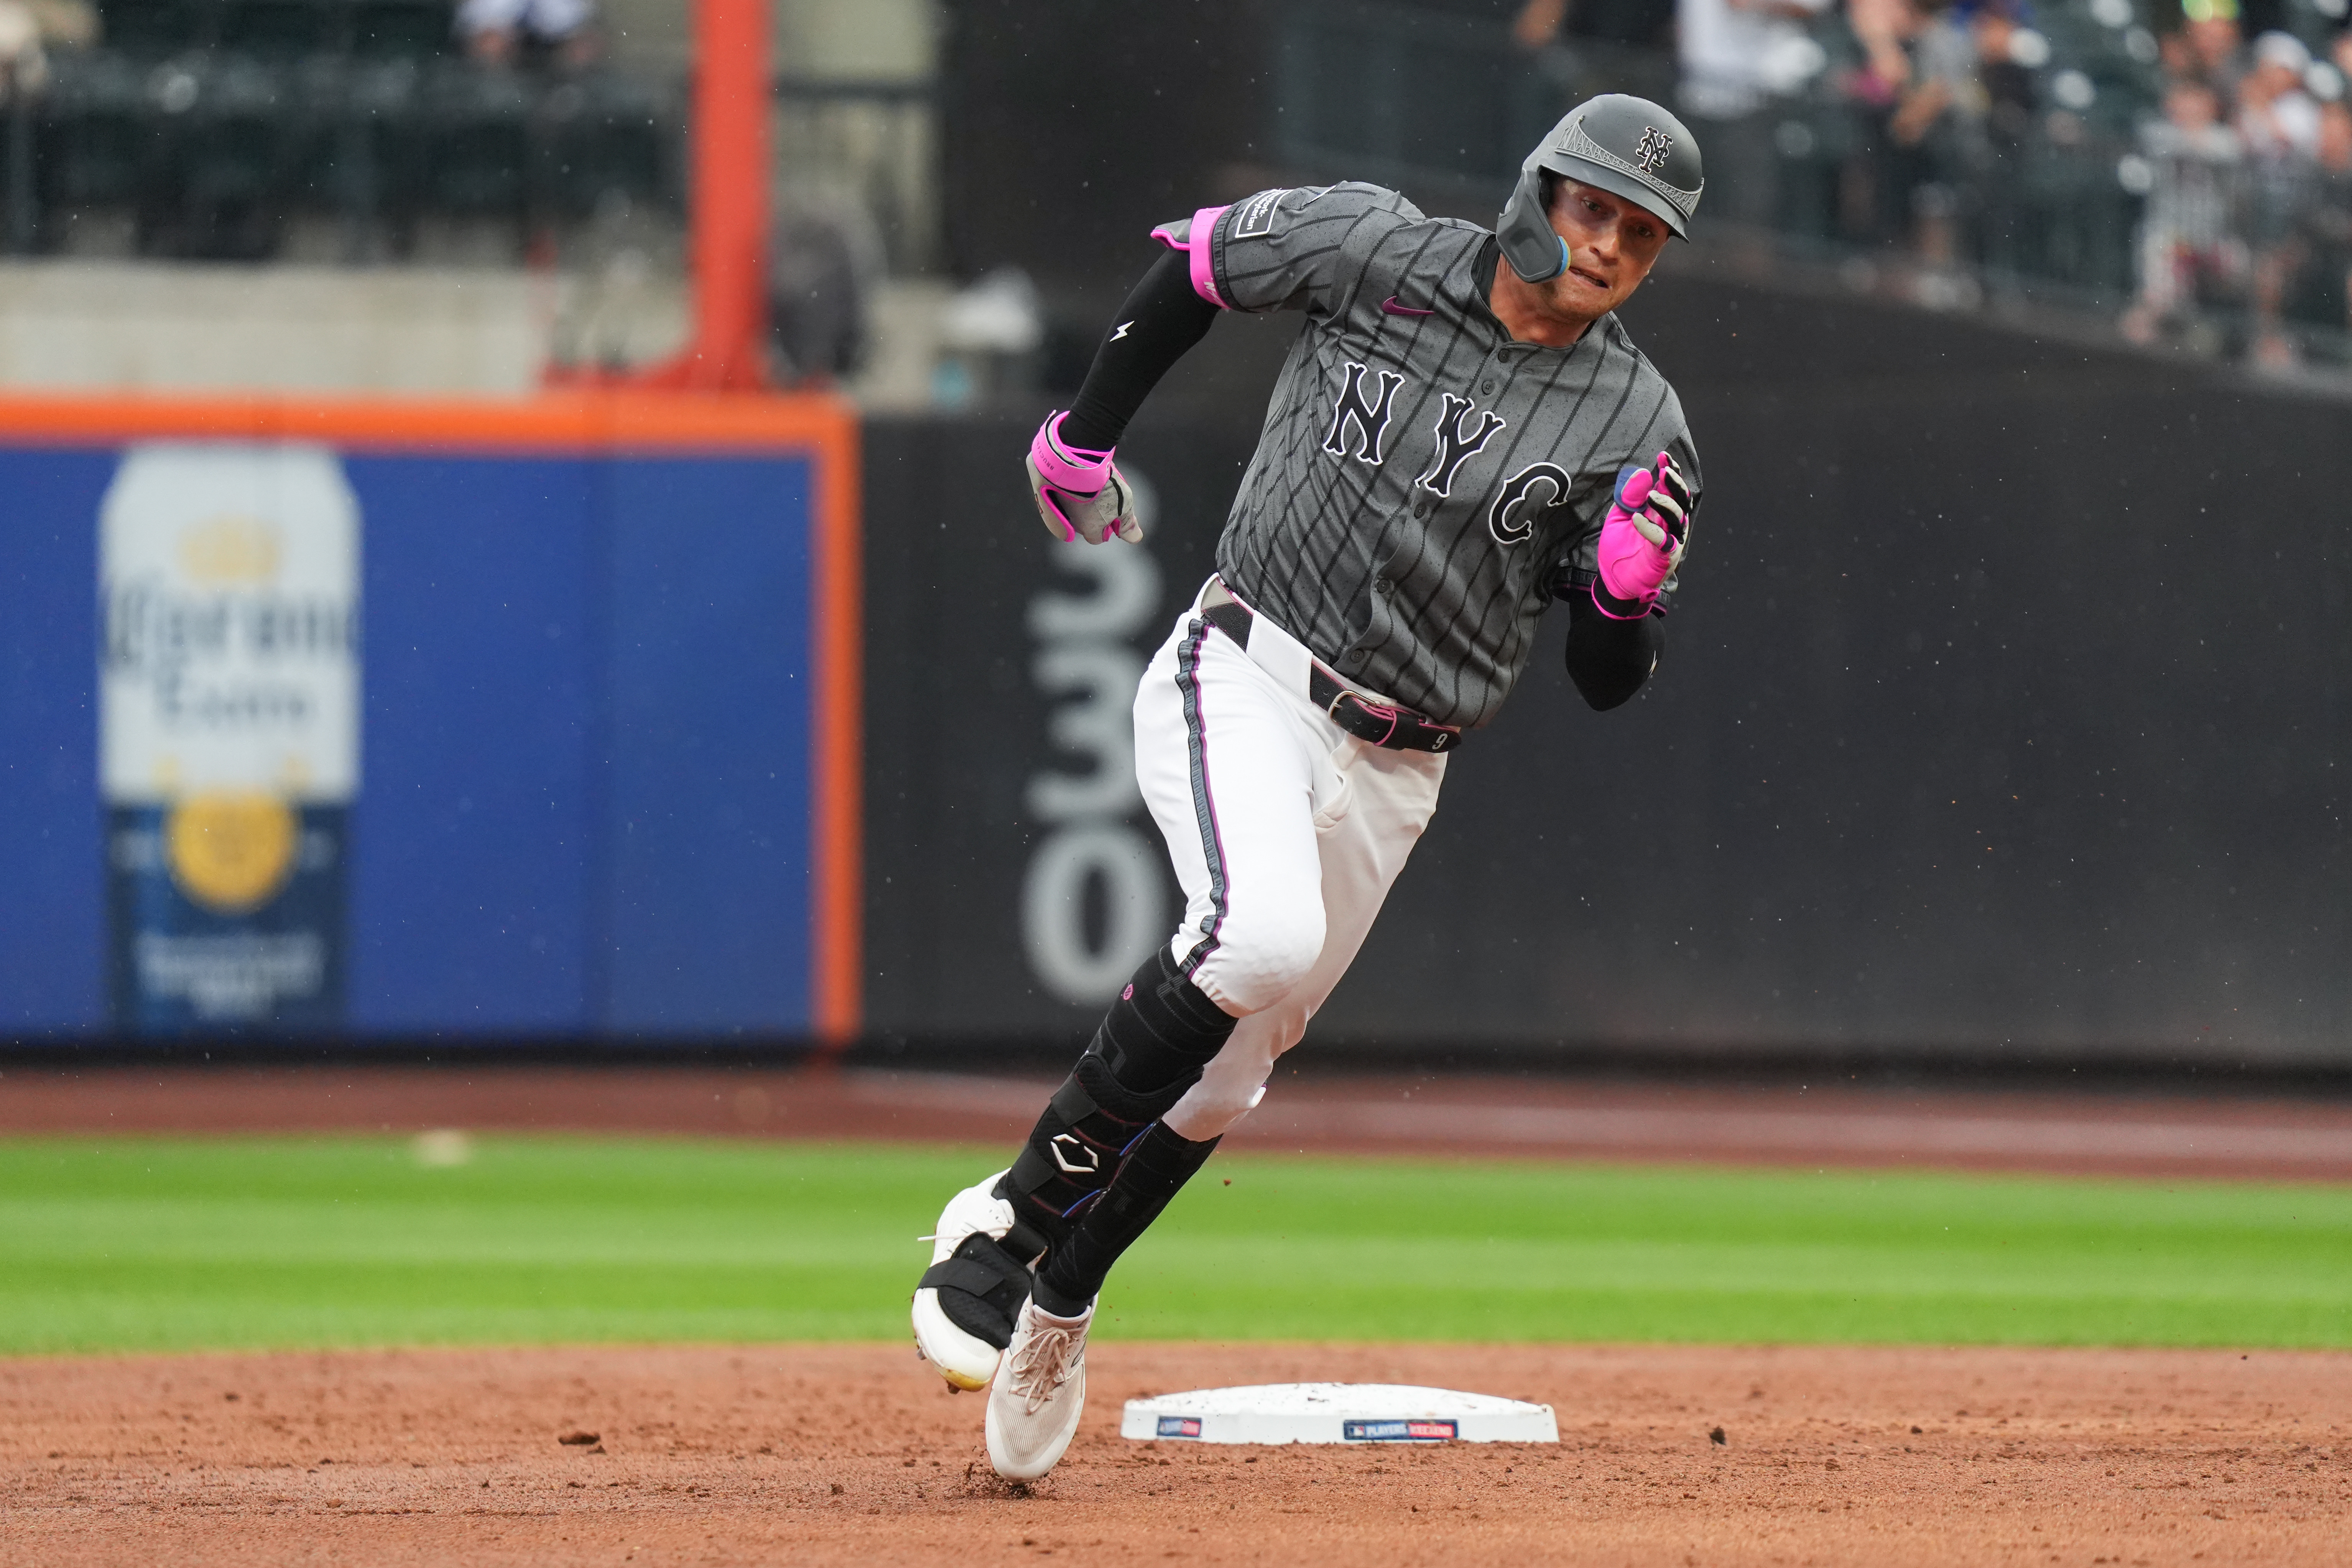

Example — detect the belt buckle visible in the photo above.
[1328,687,1458,752]
[1328,688,1403,748]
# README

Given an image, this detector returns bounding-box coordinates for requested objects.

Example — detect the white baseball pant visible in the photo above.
[1133,578,1448,1143]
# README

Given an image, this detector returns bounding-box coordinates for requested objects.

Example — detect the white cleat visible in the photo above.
[984,1296,1093,1480]
[910,1168,1021,1391]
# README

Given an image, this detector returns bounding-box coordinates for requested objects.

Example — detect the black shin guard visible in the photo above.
[1033,1122,1221,1315]
[1002,946,1237,1248]
[1090,941,1239,1093]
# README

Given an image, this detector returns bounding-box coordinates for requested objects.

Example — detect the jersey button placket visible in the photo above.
[1467,354,1507,501]
[1478,342,1515,399]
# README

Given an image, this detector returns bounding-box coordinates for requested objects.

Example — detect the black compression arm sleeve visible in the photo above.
[1563,587,1665,711]
[1059,248,1220,451]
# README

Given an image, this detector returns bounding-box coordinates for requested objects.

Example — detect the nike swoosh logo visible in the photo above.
[1381,296,1434,317]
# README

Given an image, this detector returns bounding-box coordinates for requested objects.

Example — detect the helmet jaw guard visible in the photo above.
[1498,164,1569,282]
[1496,94,1705,280]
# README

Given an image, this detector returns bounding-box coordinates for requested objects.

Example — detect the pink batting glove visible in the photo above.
[1592,451,1692,617]
[1025,412,1144,545]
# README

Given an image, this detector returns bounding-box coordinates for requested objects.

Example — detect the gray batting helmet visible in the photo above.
[1497,94,1705,281]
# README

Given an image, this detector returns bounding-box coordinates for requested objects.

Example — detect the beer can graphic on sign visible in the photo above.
[99,445,360,1028]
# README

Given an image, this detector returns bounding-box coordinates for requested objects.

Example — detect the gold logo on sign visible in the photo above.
[1635,127,1673,173]
[166,791,298,912]
[178,516,282,585]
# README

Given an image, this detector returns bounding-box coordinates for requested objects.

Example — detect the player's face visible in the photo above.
[1544,179,1670,318]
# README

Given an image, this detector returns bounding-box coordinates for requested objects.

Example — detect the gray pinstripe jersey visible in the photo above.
[1192,181,1701,730]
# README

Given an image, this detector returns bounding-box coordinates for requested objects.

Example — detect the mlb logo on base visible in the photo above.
[1343,1419,1459,1442]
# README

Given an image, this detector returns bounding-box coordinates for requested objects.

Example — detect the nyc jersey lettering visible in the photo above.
[1487,461,1576,545]
[1322,363,1405,465]
[1416,394,1507,497]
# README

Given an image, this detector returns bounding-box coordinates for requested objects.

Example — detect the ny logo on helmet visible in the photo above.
[1634,127,1673,173]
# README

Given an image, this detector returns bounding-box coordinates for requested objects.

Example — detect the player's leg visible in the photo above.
[974,931,1244,1478]
[976,602,1337,1477]
[912,598,1327,1394]
[1015,600,1339,1306]
[1164,735,1446,1142]
[909,947,1238,1403]
[985,671,1446,1473]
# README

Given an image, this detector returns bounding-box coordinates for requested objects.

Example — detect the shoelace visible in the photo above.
[1005,1316,1085,1415]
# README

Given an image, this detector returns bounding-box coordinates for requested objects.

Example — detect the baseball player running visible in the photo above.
[913,94,1706,1479]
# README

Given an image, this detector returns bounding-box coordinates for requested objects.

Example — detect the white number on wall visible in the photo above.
[1019,473,1167,1007]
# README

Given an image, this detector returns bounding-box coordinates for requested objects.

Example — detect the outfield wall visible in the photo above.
[0,395,861,1041]
[2,277,2344,1066]
[863,277,2352,1067]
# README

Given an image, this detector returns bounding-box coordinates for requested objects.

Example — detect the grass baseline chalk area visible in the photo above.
[1,1136,2347,1356]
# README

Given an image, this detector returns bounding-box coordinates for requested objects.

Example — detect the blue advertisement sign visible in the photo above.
[99,445,361,1029]
[0,396,860,1040]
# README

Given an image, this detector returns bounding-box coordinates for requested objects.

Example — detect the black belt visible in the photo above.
[1199,599,1462,754]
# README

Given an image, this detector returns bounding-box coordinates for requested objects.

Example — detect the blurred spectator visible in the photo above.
[2239,31,2322,363]
[767,198,872,387]
[2122,78,2247,344]
[1832,0,1939,245]
[1677,0,1835,226]
[0,0,86,253]
[11,0,91,56]
[457,0,600,69]
[1888,0,1972,149]
[2179,0,2247,104]
[1964,0,2039,271]
[1846,0,1921,106]
[2238,31,2322,155]
[35,0,91,43]
[1472,0,2352,361]
[1967,2,2036,138]
[2289,95,2352,335]
[0,0,41,255]
[1886,0,1980,267]
[0,0,48,104]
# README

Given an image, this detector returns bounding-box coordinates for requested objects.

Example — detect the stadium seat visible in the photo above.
[155,56,293,257]
[418,59,528,225]
[94,0,211,55]
[351,0,453,60]
[217,0,346,58]
[534,69,676,219]
[36,51,153,214]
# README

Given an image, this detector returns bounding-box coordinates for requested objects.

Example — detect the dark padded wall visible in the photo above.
[862,416,1244,1038]
[864,275,2351,1065]
[936,0,1271,286]
[1340,276,2350,1063]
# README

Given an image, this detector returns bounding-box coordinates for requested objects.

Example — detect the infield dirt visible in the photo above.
[5,1340,2348,1567]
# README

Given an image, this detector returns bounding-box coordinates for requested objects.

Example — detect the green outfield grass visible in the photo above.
[1,1135,2347,1356]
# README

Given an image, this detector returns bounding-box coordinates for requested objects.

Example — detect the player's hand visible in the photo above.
[1026,412,1145,546]
[1592,450,1690,615]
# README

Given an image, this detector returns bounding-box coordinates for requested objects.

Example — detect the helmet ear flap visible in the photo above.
[1497,164,1566,283]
